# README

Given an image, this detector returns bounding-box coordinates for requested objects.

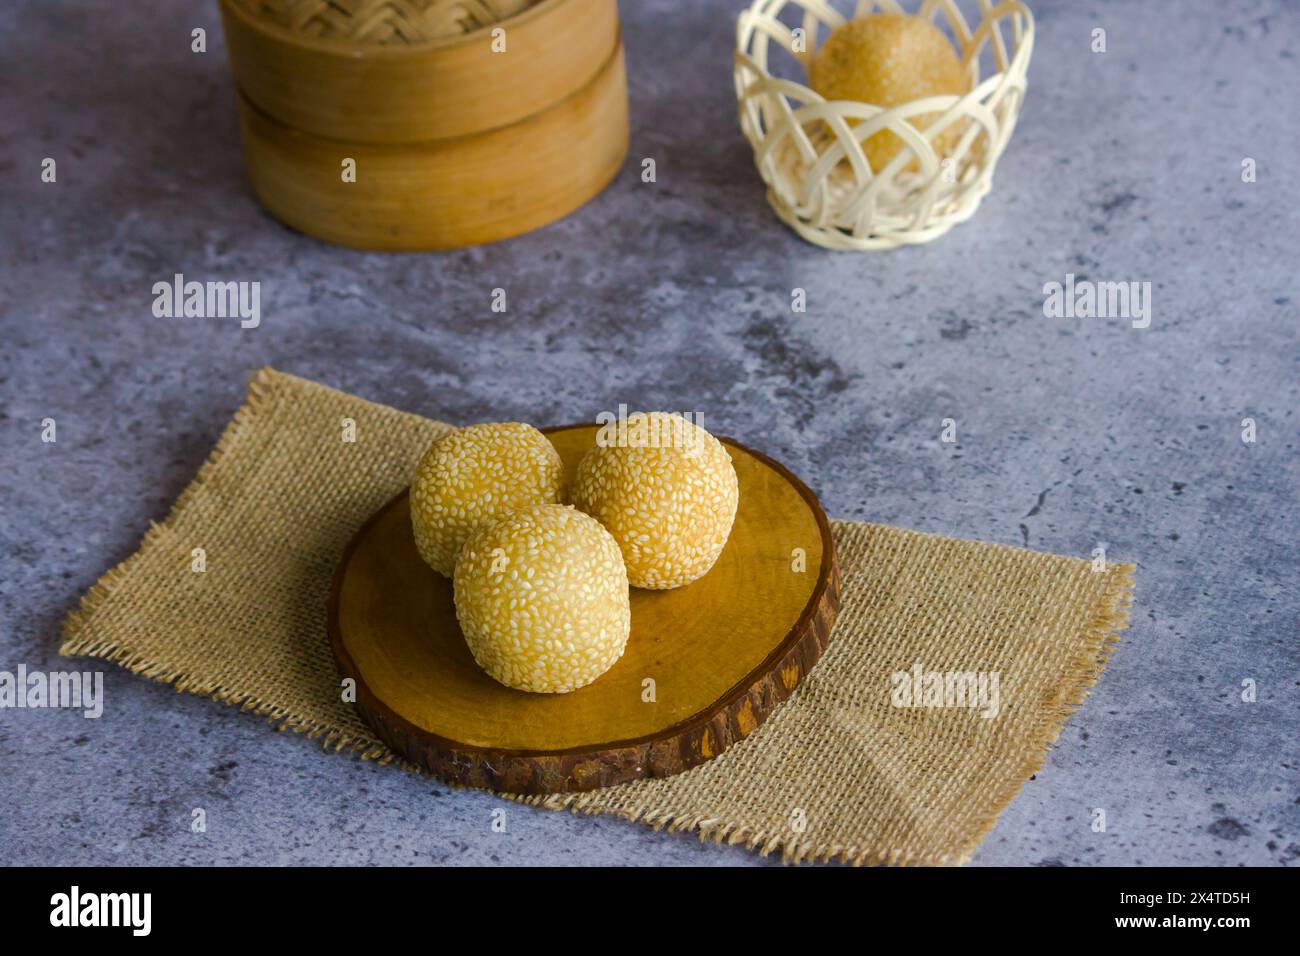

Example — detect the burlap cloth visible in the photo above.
[60,368,1134,866]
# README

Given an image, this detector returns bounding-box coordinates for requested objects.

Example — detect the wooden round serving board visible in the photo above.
[329,424,839,794]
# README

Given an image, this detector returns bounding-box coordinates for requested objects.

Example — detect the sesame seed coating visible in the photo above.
[454,504,632,694]
[571,413,739,590]
[810,14,968,172]
[410,422,564,577]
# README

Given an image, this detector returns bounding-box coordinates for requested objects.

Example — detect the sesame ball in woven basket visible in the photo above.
[809,13,968,173]
[734,0,1034,250]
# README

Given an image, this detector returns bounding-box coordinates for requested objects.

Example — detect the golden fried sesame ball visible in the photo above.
[453,504,631,694]
[410,423,563,577]
[571,412,739,590]
[810,14,968,172]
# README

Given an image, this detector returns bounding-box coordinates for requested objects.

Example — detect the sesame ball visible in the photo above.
[453,504,631,694]
[571,412,739,590]
[810,14,968,172]
[410,422,563,577]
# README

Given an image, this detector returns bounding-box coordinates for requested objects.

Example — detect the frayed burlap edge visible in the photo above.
[59,369,407,765]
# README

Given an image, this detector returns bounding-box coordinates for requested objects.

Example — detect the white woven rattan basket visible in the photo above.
[735,0,1034,250]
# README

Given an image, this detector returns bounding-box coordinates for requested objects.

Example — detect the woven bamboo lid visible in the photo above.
[229,0,535,46]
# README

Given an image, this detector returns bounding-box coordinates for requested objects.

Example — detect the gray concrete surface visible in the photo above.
[1,0,1296,866]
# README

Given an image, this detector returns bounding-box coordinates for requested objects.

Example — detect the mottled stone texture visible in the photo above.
[1,0,1296,866]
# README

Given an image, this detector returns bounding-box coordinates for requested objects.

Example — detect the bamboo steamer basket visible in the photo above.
[237,41,628,250]
[217,0,630,250]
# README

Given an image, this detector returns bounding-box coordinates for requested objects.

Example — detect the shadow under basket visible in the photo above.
[734,0,1034,251]
[219,0,629,251]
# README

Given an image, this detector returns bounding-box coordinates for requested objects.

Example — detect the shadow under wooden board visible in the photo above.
[329,424,840,794]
